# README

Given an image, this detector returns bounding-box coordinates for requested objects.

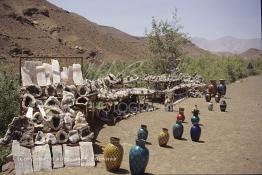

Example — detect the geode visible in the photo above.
[35,131,46,145]
[26,84,42,97]
[46,133,57,145]
[45,85,56,97]
[22,93,36,109]
[45,96,60,107]
[77,85,91,96]
[68,130,80,144]
[56,130,68,144]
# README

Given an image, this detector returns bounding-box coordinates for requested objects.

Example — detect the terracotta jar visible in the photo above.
[208,80,217,96]
[190,124,201,142]
[177,107,185,122]
[158,128,169,146]
[129,139,149,175]
[218,79,227,96]
[137,124,148,141]
[220,100,227,112]
[173,120,184,139]
[104,137,124,171]
[208,102,213,111]
[192,105,200,116]
[205,93,211,102]
[215,93,221,103]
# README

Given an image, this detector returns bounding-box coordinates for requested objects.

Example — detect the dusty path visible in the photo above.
[34,75,262,174]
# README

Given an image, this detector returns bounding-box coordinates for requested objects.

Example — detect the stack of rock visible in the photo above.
[0,59,94,147]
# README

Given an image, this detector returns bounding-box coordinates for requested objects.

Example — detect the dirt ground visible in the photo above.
[33,75,262,174]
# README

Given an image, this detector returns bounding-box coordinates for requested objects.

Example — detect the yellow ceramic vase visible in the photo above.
[104,137,124,171]
[158,128,169,146]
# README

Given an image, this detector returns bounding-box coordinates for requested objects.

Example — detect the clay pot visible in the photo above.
[129,139,149,175]
[208,80,217,96]
[173,120,184,139]
[191,115,200,125]
[177,107,185,122]
[218,79,226,96]
[192,105,200,116]
[208,102,213,111]
[104,137,124,171]
[158,128,169,146]
[215,93,221,103]
[220,100,227,112]
[205,93,211,102]
[190,124,201,142]
[137,124,148,141]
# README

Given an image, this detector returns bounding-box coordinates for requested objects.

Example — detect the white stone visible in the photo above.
[79,142,95,167]
[43,63,52,85]
[61,67,68,84]
[52,145,64,169]
[32,144,52,172]
[63,144,80,167]
[73,64,83,85]
[21,64,33,87]
[68,66,74,85]
[36,65,47,86]
[12,140,33,175]
[51,59,61,84]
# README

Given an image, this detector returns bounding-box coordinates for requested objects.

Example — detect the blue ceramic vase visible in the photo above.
[173,120,184,139]
[191,115,200,125]
[137,124,148,141]
[190,124,201,142]
[129,139,149,175]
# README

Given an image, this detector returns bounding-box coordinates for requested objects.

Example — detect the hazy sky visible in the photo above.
[48,0,261,40]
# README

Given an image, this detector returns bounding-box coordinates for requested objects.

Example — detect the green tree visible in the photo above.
[146,10,189,72]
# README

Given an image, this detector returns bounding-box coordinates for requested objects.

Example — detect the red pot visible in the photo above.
[176,114,185,122]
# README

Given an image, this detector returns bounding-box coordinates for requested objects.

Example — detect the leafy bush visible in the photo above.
[83,58,164,80]
[0,72,19,137]
[179,55,252,83]
[0,147,11,170]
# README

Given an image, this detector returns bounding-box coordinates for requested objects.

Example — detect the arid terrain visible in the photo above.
[25,75,262,175]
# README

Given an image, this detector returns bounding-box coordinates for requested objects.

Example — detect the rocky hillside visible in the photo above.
[240,48,262,59]
[0,0,209,64]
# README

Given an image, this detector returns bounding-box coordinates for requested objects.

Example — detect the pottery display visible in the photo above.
[191,115,200,125]
[177,107,185,122]
[129,139,149,175]
[104,137,124,171]
[208,102,213,111]
[158,128,169,146]
[217,79,226,96]
[220,100,227,112]
[208,80,217,96]
[205,93,211,102]
[192,105,200,116]
[190,124,201,142]
[215,93,221,103]
[173,120,184,139]
[137,124,148,141]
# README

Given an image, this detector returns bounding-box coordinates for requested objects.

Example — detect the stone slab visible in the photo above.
[61,67,68,84]
[21,64,33,87]
[73,64,83,85]
[67,66,74,85]
[51,59,61,84]
[36,65,47,86]
[32,144,52,172]
[79,142,95,167]
[63,144,80,167]
[12,140,33,175]
[52,145,64,169]
[43,63,52,85]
